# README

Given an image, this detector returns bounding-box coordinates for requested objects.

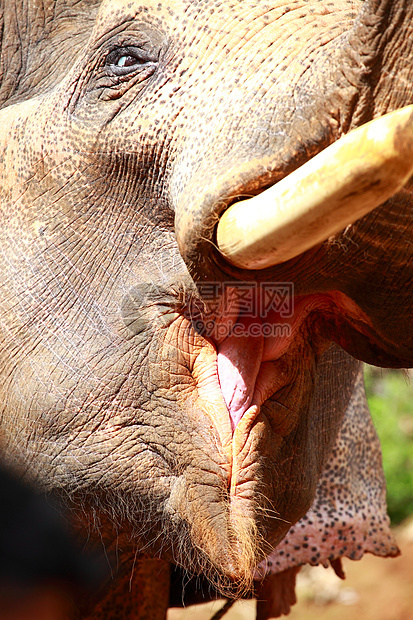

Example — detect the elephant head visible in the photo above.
[0,0,411,617]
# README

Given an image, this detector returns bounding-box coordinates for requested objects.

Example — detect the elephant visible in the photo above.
[0,0,412,617]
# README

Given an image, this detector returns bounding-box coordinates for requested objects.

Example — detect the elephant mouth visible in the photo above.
[163,288,375,582]
[186,289,370,465]
[192,286,406,442]
[158,281,401,589]
[179,279,409,520]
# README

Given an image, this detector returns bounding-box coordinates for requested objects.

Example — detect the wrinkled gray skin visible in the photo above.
[0,0,412,618]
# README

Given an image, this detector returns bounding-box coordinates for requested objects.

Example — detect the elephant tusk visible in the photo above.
[216,105,413,270]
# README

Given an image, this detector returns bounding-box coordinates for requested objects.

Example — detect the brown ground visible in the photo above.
[168,519,413,620]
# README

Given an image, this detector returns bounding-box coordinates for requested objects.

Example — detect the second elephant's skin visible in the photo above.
[0,0,411,618]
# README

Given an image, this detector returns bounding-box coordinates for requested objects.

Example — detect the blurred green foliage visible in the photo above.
[364,366,413,524]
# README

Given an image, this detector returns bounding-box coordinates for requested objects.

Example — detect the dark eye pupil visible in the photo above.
[117,55,138,68]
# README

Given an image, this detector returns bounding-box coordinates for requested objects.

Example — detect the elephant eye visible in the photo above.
[105,46,157,76]
[117,55,138,68]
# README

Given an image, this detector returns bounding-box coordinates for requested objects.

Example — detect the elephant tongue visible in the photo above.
[216,301,305,432]
[217,316,264,431]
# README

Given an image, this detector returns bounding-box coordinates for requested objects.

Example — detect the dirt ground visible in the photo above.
[168,519,413,620]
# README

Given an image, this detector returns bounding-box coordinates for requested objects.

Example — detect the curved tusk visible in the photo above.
[216,105,413,270]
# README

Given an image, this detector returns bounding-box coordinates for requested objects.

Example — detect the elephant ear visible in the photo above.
[0,0,99,107]
[341,0,413,125]
[254,366,399,619]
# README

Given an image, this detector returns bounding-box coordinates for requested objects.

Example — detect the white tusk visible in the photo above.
[216,105,413,269]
